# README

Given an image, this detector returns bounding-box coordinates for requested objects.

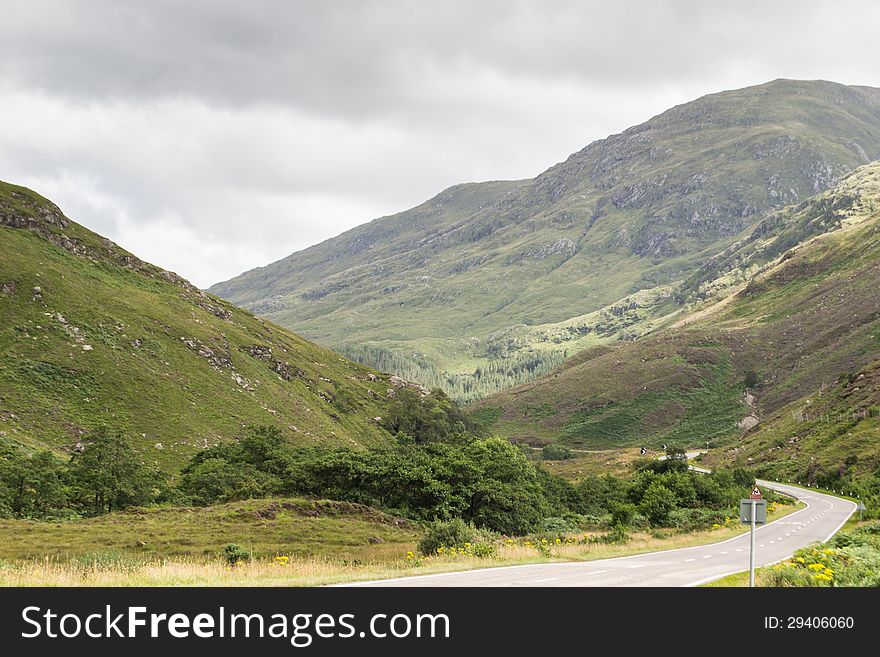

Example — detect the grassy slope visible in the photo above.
[210,80,880,400]
[0,181,397,471]
[474,162,880,479]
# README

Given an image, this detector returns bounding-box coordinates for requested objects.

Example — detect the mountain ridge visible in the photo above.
[0,181,401,470]
[473,160,880,481]
[210,79,880,401]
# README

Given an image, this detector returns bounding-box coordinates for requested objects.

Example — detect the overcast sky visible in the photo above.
[2,0,880,288]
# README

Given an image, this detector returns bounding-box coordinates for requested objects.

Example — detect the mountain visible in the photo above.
[0,181,400,471]
[210,79,880,401]
[472,160,880,481]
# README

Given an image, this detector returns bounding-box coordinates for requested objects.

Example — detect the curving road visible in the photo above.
[347,482,855,587]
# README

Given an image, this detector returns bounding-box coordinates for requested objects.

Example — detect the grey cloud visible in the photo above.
[1,1,879,287]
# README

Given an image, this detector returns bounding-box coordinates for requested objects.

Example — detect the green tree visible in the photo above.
[69,427,152,513]
[609,501,638,527]
[179,458,280,506]
[578,474,627,515]
[639,482,678,526]
[0,448,68,518]
[382,387,475,443]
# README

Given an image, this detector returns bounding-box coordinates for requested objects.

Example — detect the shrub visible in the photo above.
[608,501,638,527]
[578,513,610,528]
[418,519,478,556]
[577,474,627,515]
[223,544,250,566]
[764,528,880,587]
[535,516,578,534]
[468,542,497,559]
[668,507,730,532]
[590,527,630,544]
[639,482,677,526]
[629,512,651,530]
[541,444,572,461]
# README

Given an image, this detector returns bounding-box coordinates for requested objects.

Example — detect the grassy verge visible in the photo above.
[0,498,800,587]
[703,517,879,587]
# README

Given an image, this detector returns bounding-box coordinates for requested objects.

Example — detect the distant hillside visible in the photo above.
[473,161,880,481]
[0,181,399,471]
[211,79,880,401]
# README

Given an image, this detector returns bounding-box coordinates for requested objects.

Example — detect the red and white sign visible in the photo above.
[750,485,762,500]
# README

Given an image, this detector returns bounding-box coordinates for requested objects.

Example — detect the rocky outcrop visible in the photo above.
[180,336,232,370]
[240,344,304,381]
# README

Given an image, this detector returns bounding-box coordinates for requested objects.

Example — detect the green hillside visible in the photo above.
[0,181,398,471]
[473,161,880,481]
[210,80,880,401]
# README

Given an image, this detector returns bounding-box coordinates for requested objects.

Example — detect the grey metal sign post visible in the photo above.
[740,485,766,588]
[750,498,755,587]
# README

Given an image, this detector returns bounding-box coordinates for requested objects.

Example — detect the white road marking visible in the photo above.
[349,482,856,588]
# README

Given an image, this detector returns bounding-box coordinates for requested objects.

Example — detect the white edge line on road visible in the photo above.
[684,486,857,588]
[341,481,840,587]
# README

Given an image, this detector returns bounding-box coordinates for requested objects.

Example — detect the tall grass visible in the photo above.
[1,504,799,587]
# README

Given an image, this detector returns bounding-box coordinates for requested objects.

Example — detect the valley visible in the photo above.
[3,81,880,588]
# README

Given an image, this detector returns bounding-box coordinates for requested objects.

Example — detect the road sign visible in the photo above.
[750,485,762,500]
[741,497,767,587]
[857,501,867,511]
[740,499,767,524]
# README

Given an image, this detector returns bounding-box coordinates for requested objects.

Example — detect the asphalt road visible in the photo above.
[348,482,855,587]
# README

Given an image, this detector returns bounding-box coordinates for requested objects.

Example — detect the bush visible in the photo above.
[179,458,280,506]
[578,513,610,528]
[608,501,638,527]
[535,516,578,534]
[590,527,630,544]
[577,474,627,515]
[668,507,730,532]
[418,519,478,556]
[541,444,572,461]
[223,543,250,566]
[732,467,756,488]
[639,483,677,526]
[765,525,880,587]
[467,542,497,559]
